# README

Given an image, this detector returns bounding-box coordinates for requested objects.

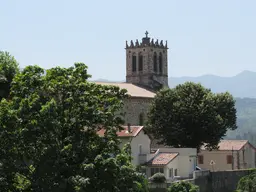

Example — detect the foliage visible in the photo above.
[0,51,19,100]
[168,181,199,192]
[236,171,256,192]
[0,63,149,192]
[149,173,166,184]
[147,82,237,150]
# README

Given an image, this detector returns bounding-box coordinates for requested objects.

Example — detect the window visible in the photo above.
[139,53,143,71]
[169,168,173,178]
[139,145,142,154]
[174,169,178,176]
[153,52,157,72]
[132,53,136,72]
[198,155,204,164]
[139,113,144,126]
[150,167,164,176]
[227,155,233,164]
[159,52,163,73]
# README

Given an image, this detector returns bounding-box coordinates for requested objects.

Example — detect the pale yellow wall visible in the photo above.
[198,143,256,171]
[198,150,233,171]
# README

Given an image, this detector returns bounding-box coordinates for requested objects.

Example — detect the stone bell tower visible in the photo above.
[125,31,169,91]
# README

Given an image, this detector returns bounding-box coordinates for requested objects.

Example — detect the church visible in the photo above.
[95,31,169,126]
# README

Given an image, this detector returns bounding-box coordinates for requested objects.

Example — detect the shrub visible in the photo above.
[168,181,199,192]
[149,173,166,183]
[236,171,256,192]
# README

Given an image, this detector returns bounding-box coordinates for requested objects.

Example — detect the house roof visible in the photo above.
[201,140,249,151]
[97,126,144,137]
[93,82,155,98]
[147,153,179,166]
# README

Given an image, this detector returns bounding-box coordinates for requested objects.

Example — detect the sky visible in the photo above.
[1,0,256,81]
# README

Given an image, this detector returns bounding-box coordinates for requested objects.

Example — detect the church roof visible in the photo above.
[94,82,155,98]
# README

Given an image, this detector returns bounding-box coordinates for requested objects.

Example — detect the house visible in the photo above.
[97,125,152,166]
[97,126,198,180]
[198,140,256,171]
[147,152,179,179]
[146,148,197,180]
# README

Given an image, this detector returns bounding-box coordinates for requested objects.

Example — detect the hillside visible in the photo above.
[169,70,256,98]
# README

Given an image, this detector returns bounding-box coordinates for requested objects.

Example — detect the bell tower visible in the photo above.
[125,31,169,91]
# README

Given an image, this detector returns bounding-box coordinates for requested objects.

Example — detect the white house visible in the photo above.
[97,125,197,180]
[97,125,153,166]
[146,148,197,180]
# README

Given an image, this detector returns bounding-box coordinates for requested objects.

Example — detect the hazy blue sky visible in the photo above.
[1,0,256,80]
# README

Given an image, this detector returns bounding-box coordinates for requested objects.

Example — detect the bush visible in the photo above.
[149,173,166,183]
[168,181,199,192]
[236,171,256,192]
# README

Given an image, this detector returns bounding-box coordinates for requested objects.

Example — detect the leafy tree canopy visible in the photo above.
[0,63,149,192]
[0,51,19,100]
[147,82,237,150]
[236,170,256,192]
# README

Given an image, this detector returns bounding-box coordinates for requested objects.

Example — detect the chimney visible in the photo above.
[128,123,131,133]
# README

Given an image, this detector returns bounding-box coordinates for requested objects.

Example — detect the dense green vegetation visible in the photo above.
[0,51,20,100]
[168,181,199,192]
[147,82,237,150]
[236,170,256,192]
[0,63,149,191]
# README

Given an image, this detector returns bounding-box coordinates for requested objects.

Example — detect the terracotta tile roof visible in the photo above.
[93,82,155,98]
[201,140,248,151]
[97,126,144,137]
[147,153,179,166]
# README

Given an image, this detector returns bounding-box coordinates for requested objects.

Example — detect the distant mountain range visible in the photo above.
[94,70,256,98]
[168,70,256,98]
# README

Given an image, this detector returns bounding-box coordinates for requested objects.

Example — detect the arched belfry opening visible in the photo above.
[159,52,163,74]
[139,52,143,71]
[132,53,136,72]
[153,52,157,72]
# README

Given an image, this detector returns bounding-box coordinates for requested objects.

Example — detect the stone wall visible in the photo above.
[147,169,253,192]
[122,97,152,126]
[191,169,253,192]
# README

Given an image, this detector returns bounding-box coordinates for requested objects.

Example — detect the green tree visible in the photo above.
[147,82,237,150]
[236,170,256,192]
[0,63,149,192]
[0,51,20,100]
[168,181,199,192]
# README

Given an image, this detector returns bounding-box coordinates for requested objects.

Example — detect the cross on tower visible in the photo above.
[145,31,149,38]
